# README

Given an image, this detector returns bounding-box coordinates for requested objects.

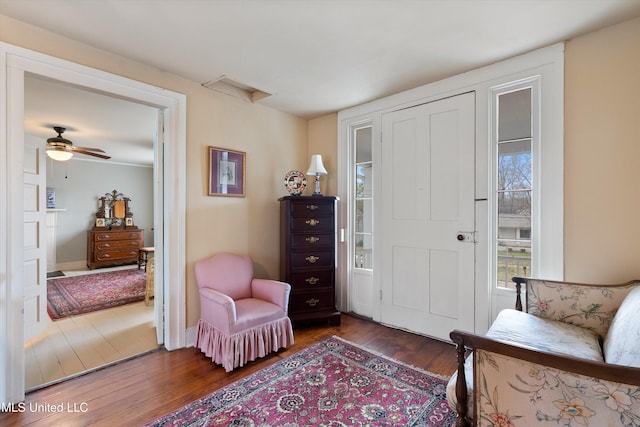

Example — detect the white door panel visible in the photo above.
[154,110,164,345]
[380,92,475,341]
[23,139,47,340]
[351,270,373,316]
[390,246,428,311]
[429,249,459,319]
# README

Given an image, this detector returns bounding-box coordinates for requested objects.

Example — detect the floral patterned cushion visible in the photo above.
[526,279,638,339]
[487,309,604,362]
[603,286,640,367]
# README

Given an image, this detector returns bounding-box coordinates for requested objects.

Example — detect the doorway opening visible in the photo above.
[1,42,186,404]
[23,74,161,390]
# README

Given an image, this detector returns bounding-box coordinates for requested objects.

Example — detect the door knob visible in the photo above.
[456,232,475,242]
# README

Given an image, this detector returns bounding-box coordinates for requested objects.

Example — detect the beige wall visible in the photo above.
[307,113,338,197]
[564,17,640,283]
[0,15,309,328]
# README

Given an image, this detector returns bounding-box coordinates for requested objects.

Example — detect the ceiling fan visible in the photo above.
[46,126,111,161]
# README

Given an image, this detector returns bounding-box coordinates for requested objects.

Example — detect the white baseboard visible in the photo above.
[55,260,88,271]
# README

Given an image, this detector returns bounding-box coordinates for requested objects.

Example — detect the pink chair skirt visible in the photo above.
[194,317,294,372]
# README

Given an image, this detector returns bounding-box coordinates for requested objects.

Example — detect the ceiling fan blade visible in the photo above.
[69,146,106,153]
[73,148,111,159]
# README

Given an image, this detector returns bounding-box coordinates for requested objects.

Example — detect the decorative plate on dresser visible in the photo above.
[284,170,307,196]
[279,195,340,325]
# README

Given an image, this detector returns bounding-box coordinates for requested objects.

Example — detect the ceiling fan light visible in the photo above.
[46,148,73,161]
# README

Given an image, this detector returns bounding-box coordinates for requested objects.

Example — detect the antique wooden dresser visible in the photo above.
[279,196,341,325]
[87,228,143,270]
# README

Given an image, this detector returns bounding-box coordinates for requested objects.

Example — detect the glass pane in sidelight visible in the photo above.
[355,233,373,269]
[356,163,373,198]
[497,188,531,215]
[355,127,372,163]
[498,139,531,192]
[498,88,531,142]
[355,199,373,234]
[497,240,531,288]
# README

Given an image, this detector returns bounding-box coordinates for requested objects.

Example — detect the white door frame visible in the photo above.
[0,42,187,404]
[337,43,564,336]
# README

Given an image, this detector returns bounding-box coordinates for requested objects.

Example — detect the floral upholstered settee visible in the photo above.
[446,277,640,427]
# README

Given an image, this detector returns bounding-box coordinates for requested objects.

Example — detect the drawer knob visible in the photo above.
[306,298,320,307]
[306,204,319,210]
[305,219,320,226]
[305,236,320,244]
[305,255,319,264]
[305,277,320,285]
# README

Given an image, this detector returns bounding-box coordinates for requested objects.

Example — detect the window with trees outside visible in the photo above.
[354,125,373,270]
[495,86,533,289]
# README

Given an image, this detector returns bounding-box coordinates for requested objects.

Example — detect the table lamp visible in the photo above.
[306,154,327,196]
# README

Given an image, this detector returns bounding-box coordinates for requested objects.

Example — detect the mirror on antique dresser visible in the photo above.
[94,189,136,229]
[88,189,143,269]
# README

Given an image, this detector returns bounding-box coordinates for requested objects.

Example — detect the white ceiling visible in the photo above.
[3,0,640,165]
[24,76,158,166]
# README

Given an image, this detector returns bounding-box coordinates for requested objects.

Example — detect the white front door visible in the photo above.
[23,137,47,340]
[379,92,475,341]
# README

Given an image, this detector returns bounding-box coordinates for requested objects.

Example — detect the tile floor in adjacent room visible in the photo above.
[24,266,159,390]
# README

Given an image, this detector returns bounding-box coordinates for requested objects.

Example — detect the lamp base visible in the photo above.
[312,175,322,196]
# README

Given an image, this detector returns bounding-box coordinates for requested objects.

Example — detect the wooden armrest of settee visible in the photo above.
[449,329,640,427]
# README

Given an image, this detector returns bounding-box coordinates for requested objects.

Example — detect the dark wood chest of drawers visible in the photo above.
[279,196,341,325]
[87,228,143,270]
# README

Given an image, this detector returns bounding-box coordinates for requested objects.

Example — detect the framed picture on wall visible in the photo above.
[208,146,246,197]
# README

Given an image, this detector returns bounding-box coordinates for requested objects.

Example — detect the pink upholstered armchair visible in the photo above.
[194,253,294,371]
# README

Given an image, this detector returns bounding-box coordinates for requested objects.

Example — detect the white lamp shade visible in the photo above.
[306,154,327,176]
[46,148,73,161]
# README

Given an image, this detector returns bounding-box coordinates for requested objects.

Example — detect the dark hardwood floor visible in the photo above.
[1,314,458,426]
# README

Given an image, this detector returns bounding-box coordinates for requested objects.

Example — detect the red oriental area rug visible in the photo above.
[147,336,456,426]
[47,268,146,320]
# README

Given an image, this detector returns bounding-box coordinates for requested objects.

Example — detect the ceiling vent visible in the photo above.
[201,75,271,103]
